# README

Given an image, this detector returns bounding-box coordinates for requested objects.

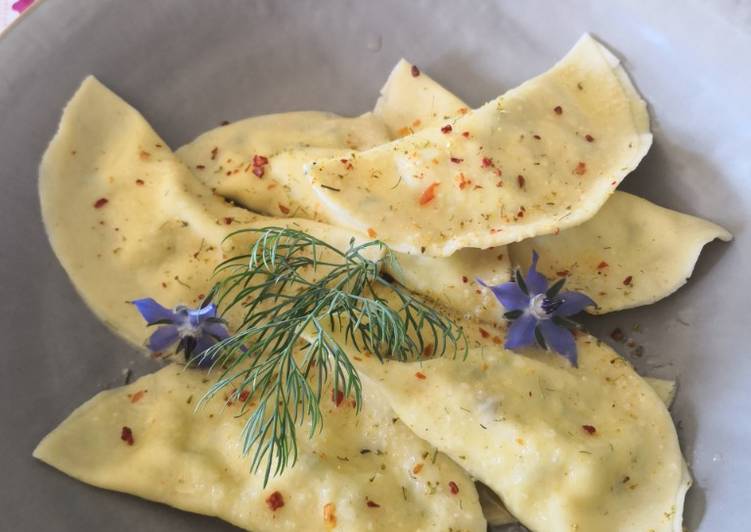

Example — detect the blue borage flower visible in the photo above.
[478,251,595,366]
[132,297,230,367]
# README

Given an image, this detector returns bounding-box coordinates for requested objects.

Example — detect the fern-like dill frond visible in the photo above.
[194,227,466,485]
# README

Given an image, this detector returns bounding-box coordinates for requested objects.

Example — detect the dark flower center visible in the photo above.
[541,296,564,315]
[529,293,563,319]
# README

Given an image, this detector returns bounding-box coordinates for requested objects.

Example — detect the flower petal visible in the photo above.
[146,325,180,352]
[191,303,218,319]
[203,321,230,341]
[478,279,530,311]
[194,334,218,355]
[190,334,220,368]
[525,251,549,295]
[504,314,538,350]
[132,298,176,324]
[539,320,577,366]
[554,291,596,317]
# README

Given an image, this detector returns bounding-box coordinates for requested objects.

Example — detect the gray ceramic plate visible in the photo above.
[1,1,749,530]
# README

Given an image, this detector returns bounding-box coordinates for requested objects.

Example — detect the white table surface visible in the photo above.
[1,0,24,31]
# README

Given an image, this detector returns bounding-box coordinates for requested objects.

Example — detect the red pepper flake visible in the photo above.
[556,270,570,277]
[367,227,377,238]
[517,175,525,188]
[585,134,595,142]
[410,64,420,77]
[481,157,494,168]
[332,389,345,407]
[196,164,206,170]
[339,158,354,170]
[129,390,146,403]
[582,425,597,435]
[412,463,424,475]
[265,491,285,511]
[450,157,464,164]
[422,343,434,358]
[597,261,609,270]
[448,481,460,495]
[574,161,587,175]
[210,147,219,160]
[251,154,270,178]
[623,275,633,286]
[366,500,381,508]
[418,182,440,205]
[457,173,472,190]
[461,275,468,283]
[278,204,290,215]
[441,124,453,134]
[554,106,563,115]
[415,372,427,380]
[238,390,250,402]
[610,328,625,342]
[323,502,337,527]
[93,198,109,209]
[120,426,134,446]
[461,131,470,138]
[135,179,145,186]
[224,217,234,225]
[478,328,490,338]
[533,134,541,140]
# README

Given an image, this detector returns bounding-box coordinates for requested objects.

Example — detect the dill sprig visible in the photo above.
[194,227,466,485]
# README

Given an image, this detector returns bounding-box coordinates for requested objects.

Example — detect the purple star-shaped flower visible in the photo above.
[478,252,595,366]
[132,297,230,367]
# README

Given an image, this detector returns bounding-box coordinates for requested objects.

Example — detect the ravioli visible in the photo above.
[176,112,389,219]
[509,191,732,313]
[354,338,690,532]
[375,60,730,317]
[373,58,469,138]
[373,59,513,319]
[39,77,378,349]
[645,377,678,407]
[385,249,510,323]
[34,364,485,532]
[479,374,679,528]
[309,34,652,256]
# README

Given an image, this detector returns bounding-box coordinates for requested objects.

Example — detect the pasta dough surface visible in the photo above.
[39,77,377,349]
[356,338,690,532]
[34,364,486,532]
[509,191,732,313]
[310,35,652,256]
